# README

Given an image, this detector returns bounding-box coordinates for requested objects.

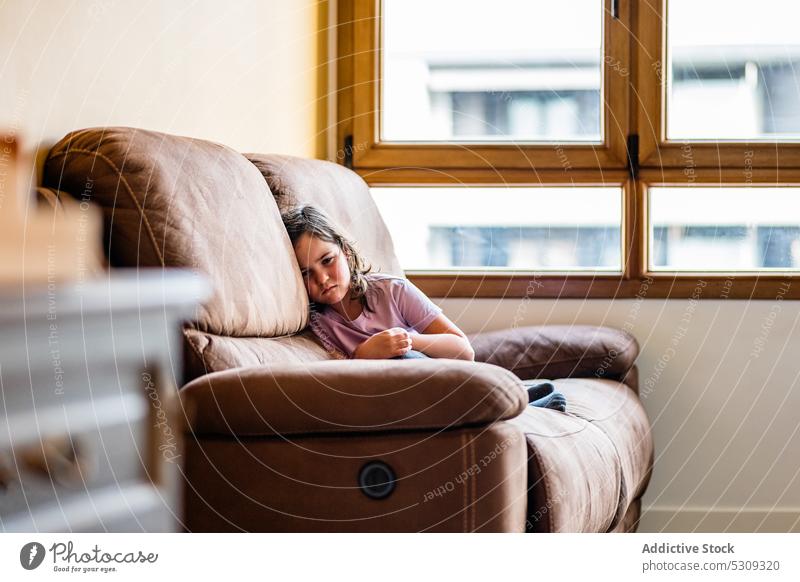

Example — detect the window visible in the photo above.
[650,187,800,271]
[382,0,604,142]
[372,186,622,270]
[337,0,800,299]
[666,0,800,140]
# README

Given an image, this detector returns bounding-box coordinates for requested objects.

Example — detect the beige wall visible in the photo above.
[0,0,327,179]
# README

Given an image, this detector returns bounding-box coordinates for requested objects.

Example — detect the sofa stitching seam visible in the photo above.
[499,337,639,372]
[461,432,468,533]
[47,148,165,266]
[511,360,626,378]
[470,435,477,532]
[509,351,635,370]
[490,373,525,420]
[597,425,628,533]
[526,441,553,532]
[195,421,501,437]
[183,329,211,376]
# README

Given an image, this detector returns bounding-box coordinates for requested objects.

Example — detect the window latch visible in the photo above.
[626,133,639,179]
[343,135,354,169]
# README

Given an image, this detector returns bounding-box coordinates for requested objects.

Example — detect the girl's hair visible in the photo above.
[281,205,373,310]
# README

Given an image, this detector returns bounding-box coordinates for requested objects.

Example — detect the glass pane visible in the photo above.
[371,187,621,270]
[667,0,800,140]
[650,188,800,270]
[382,0,603,142]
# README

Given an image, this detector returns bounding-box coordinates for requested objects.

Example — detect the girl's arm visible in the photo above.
[410,314,475,361]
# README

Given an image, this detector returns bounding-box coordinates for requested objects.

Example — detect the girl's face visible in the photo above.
[293,233,352,305]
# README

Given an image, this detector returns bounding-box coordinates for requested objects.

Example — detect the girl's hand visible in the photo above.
[354,328,412,359]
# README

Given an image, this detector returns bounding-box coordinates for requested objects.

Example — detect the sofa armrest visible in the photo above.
[180,359,527,437]
[468,325,638,382]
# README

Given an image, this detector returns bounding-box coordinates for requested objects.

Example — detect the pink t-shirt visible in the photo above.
[309,274,443,358]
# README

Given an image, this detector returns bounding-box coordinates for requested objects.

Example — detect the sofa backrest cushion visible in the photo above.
[245,154,404,277]
[43,127,309,338]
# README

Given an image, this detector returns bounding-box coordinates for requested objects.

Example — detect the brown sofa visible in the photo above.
[42,127,653,532]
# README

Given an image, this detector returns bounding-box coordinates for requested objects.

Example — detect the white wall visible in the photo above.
[0,0,326,174]
[442,294,800,532]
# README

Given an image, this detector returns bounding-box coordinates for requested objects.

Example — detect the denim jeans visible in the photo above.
[393,349,429,360]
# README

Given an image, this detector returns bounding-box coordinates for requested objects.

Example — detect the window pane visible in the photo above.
[371,187,621,270]
[667,0,800,140]
[650,188,800,270]
[382,0,603,142]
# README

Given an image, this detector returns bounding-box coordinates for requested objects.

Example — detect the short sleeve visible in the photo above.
[392,278,443,332]
[308,310,348,358]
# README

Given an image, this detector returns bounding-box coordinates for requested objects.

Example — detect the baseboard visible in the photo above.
[639,506,800,533]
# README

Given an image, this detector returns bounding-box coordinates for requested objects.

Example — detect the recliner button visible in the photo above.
[358,461,396,500]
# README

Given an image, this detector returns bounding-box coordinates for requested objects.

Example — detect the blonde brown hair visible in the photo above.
[281,205,373,310]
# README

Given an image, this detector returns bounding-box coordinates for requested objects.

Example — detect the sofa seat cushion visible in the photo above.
[556,378,654,503]
[183,328,332,382]
[510,378,652,532]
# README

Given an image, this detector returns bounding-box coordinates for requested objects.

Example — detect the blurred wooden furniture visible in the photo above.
[0,271,208,532]
[0,134,103,283]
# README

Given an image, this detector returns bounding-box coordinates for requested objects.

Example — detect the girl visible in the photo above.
[281,205,566,411]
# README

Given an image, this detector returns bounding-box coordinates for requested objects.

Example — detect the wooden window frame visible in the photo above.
[336,0,800,300]
[636,0,800,168]
[339,0,631,170]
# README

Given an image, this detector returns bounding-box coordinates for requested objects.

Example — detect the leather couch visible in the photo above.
[42,127,653,532]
